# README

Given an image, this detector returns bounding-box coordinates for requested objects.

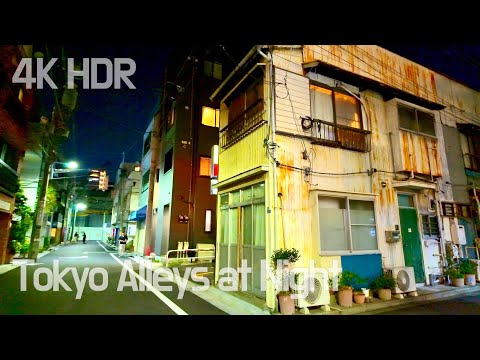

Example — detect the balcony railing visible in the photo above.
[310,119,371,152]
[220,100,266,150]
[464,153,480,172]
[0,159,18,196]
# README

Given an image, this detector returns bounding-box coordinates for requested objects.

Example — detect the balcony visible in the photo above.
[220,100,266,150]
[309,119,371,152]
[0,159,18,196]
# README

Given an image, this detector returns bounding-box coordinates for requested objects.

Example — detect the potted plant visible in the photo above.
[337,270,366,307]
[353,287,367,304]
[446,267,465,287]
[370,272,397,300]
[270,248,301,315]
[459,259,477,286]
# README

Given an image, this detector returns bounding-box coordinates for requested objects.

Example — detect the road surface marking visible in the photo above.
[59,256,88,259]
[101,244,187,315]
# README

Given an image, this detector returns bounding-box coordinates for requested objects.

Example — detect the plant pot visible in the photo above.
[337,288,353,307]
[451,277,465,287]
[464,274,476,286]
[377,288,392,300]
[353,293,366,304]
[278,293,295,315]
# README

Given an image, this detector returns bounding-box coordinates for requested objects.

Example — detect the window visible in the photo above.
[318,196,377,253]
[155,168,160,183]
[199,156,211,176]
[310,84,362,129]
[164,148,173,173]
[459,131,480,171]
[422,215,440,238]
[441,202,471,218]
[143,133,151,156]
[0,138,19,172]
[167,101,176,129]
[202,106,220,127]
[204,60,222,80]
[141,170,150,193]
[398,104,435,136]
[205,209,212,232]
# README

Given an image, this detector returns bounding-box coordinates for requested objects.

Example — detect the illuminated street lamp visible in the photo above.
[72,203,87,238]
[50,161,79,179]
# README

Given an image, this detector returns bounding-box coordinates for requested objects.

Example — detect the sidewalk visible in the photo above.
[0,246,61,276]
[307,283,480,315]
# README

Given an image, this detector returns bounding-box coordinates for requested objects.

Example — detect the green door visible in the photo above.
[398,196,425,283]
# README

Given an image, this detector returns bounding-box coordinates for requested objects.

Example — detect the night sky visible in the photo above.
[41,45,480,183]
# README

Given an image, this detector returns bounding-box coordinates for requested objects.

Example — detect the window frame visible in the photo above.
[309,82,364,130]
[164,148,173,174]
[316,192,379,256]
[421,214,440,239]
[397,103,436,138]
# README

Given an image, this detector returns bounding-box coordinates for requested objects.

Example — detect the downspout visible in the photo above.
[258,45,277,310]
[435,181,447,270]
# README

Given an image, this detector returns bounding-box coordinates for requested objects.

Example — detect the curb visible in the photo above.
[311,285,480,315]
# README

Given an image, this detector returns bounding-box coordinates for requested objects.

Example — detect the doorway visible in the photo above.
[398,194,425,283]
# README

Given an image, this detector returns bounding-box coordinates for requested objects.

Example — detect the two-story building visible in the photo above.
[210,45,480,310]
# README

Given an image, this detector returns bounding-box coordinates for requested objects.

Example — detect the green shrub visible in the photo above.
[459,259,477,275]
[125,240,134,251]
[338,270,367,290]
[270,248,301,268]
[370,272,397,290]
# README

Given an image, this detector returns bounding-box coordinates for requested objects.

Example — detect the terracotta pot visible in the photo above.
[464,274,476,286]
[278,293,295,315]
[377,288,392,300]
[451,277,465,287]
[353,293,366,304]
[337,288,353,307]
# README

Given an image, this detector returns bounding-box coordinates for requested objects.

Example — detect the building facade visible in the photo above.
[211,45,480,310]
[0,45,36,264]
[139,46,236,257]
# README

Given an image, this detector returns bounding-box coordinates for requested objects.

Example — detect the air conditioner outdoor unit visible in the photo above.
[388,267,416,294]
[294,271,330,309]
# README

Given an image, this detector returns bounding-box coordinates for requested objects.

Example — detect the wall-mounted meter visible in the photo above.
[386,230,401,243]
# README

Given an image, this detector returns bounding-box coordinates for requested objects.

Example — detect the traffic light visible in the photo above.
[99,170,108,191]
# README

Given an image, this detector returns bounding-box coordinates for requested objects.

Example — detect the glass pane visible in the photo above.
[398,105,417,132]
[243,206,253,245]
[202,106,218,127]
[352,225,378,251]
[220,209,228,244]
[253,204,265,247]
[230,208,238,244]
[349,200,375,224]
[319,208,348,251]
[417,111,435,136]
[310,85,334,123]
[398,194,414,207]
[199,157,211,176]
[220,194,229,206]
[242,187,252,202]
[231,191,240,204]
[334,91,361,129]
[213,62,222,80]
[253,183,265,199]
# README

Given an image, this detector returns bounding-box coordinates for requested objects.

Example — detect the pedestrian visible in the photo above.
[73,232,79,243]
[82,232,87,244]
[118,231,128,257]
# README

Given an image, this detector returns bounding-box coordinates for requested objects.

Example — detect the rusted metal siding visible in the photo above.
[274,68,310,135]
[218,123,269,182]
[303,45,440,105]
[396,131,442,177]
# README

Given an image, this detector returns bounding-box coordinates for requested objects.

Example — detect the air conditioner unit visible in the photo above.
[294,271,330,309]
[389,267,416,294]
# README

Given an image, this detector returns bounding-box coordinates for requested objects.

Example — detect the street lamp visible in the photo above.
[71,203,87,240]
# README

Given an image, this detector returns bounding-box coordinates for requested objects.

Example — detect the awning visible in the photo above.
[128,205,147,221]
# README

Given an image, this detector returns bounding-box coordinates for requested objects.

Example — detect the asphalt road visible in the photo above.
[363,292,480,315]
[0,240,226,315]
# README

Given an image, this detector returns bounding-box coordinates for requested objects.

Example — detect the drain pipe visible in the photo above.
[258,45,277,309]
[435,181,447,270]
